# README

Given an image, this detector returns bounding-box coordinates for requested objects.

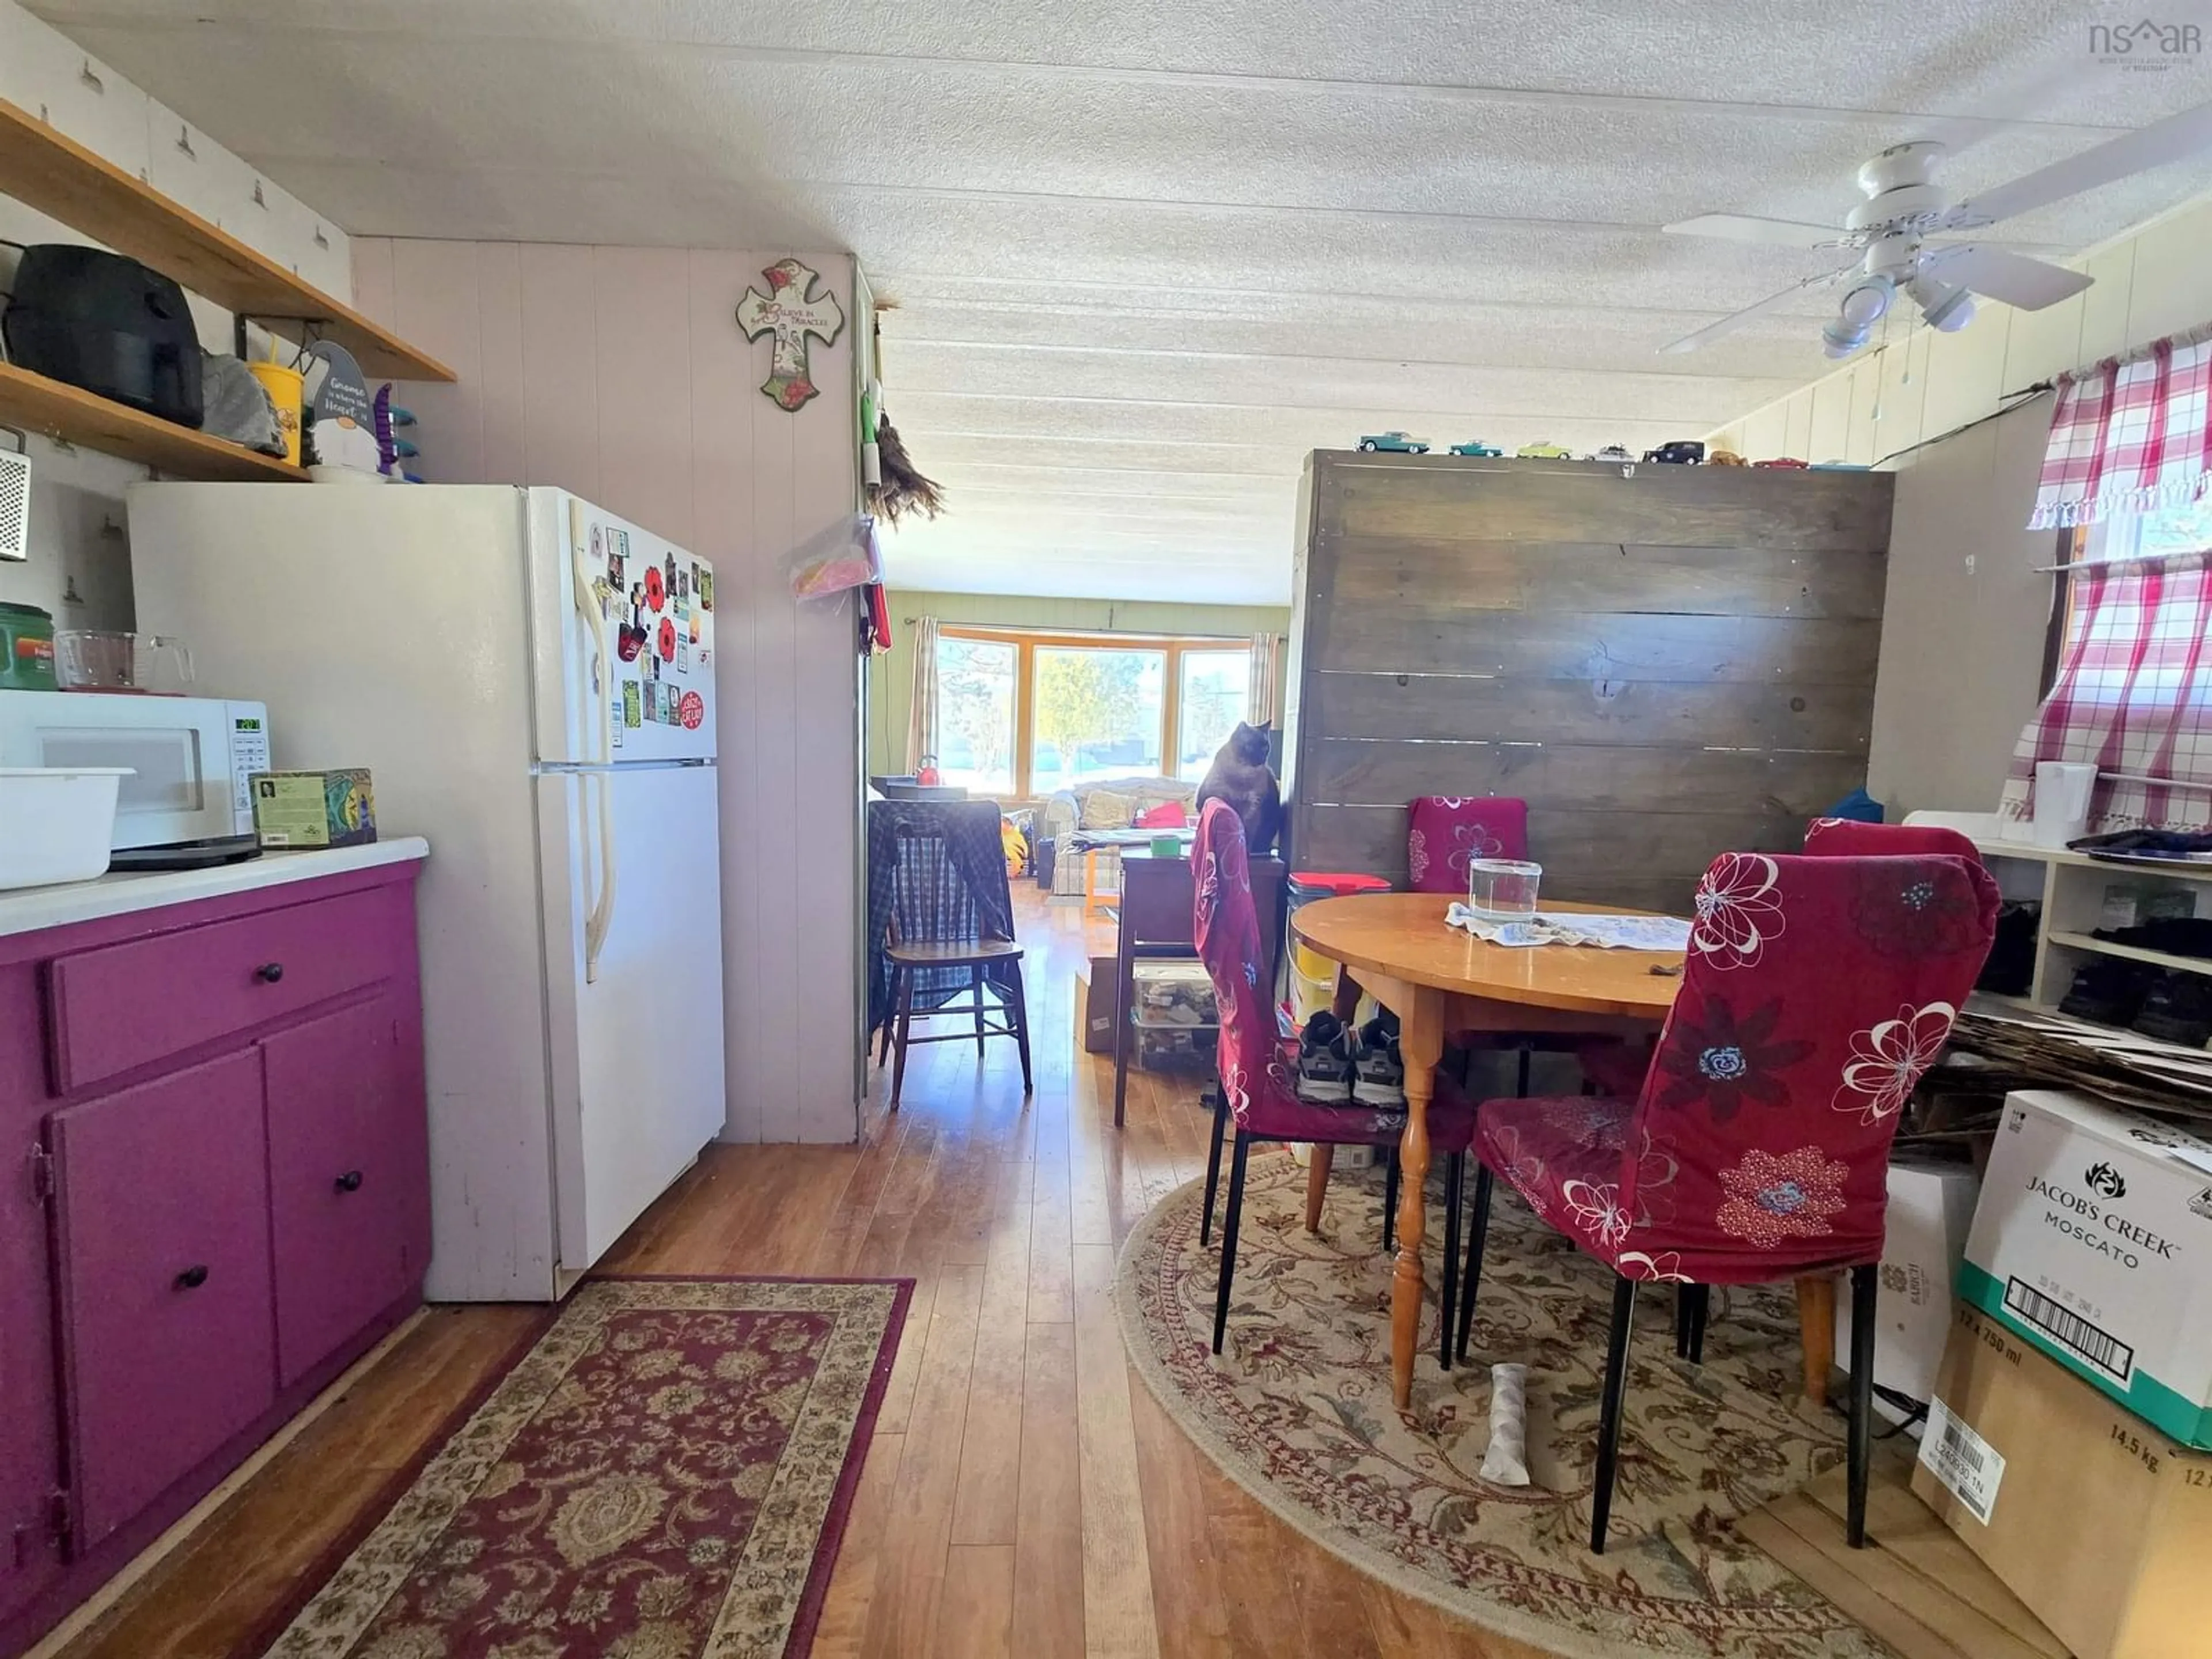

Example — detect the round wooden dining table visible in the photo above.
[1290,893,1684,1409]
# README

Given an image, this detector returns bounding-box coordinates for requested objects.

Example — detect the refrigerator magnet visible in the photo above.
[609,697,624,747]
[623,682,642,727]
[590,523,603,562]
[689,614,702,643]
[607,550,626,593]
[658,617,677,661]
[699,569,713,611]
[645,565,665,612]
[680,690,704,730]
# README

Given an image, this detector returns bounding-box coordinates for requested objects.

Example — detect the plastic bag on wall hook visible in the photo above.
[789,513,882,601]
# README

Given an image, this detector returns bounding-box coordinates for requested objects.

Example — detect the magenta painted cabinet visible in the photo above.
[0,857,429,1659]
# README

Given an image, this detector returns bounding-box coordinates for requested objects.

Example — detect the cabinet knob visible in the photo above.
[335,1169,364,1194]
[175,1265,209,1290]
[255,962,285,983]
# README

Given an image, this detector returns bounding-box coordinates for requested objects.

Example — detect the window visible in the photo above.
[931,628,1252,798]
[2004,502,2212,835]
[1031,645,1165,789]
[1176,648,1251,781]
[933,634,1017,796]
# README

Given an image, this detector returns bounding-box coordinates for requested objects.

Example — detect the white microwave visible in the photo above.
[0,692,270,854]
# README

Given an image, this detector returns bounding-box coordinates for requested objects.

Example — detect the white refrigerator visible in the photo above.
[127,483,726,1301]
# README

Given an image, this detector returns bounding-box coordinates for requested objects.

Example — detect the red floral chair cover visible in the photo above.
[1194,799,1477,1359]
[1406,796,1528,895]
[1459,849,1998,1552]
[1803,817,1983,863]
[1480,851,1995,1285]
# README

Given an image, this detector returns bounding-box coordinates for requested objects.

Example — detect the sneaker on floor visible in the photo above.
[1353,1015,1407,1107]
[1294,1012,1356,1103]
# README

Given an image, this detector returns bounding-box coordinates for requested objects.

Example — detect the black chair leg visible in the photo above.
[1211,1133,1252,1355]
[1674,1283,1710,1363]
[1200,1086,1228,1247]
[1515,1045,1532,1097]
[877,967,899,1066]
[1382,1146,1401,1253]
[1439,1152,1464,1372]
[889,968,916,1108]
[1590,1275,1639,1555]
[1455,1163,1494,1363]
[971,966,986,1058]
[1005,967,1034,1094]
[1847,1262,1877,1548]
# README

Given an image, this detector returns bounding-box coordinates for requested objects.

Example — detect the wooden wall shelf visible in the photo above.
[0,96,454,383]
[0,361,308,482]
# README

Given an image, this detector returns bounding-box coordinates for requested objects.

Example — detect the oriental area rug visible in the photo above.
[254,1276,910,1659]
[1118,1153,1893,1659]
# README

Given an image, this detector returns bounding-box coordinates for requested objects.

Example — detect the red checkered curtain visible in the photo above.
[1998,551,2212,834]
[2029,328,2212,529]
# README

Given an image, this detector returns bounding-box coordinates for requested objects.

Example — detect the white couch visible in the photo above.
[1041,775,1199,897]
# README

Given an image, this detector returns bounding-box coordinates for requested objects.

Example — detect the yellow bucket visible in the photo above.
[248,359,305,465]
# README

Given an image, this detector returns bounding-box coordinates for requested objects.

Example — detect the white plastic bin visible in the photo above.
[0,767,131,889]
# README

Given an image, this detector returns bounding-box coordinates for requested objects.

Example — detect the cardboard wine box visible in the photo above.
[1960,1089,2212,1448]
[1912,1304,2212,1659]
[1836,1156,1982,1423]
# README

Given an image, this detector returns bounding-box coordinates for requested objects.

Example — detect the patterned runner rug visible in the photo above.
[253,1276,910,1659]
[1118,1152,1892,1659]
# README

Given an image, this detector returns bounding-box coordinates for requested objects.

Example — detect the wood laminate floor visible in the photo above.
[45,884,1543,1659]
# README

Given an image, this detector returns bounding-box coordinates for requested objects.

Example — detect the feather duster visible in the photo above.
[867,414,945,524]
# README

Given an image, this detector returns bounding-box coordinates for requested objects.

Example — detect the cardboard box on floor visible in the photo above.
[1960,1088,2212,1448]
[1911,1304,2212,1659]
[1836,1156,1982,1425]
[1079,955,1118,1054]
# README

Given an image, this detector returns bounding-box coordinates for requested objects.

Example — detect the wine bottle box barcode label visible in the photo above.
[1919,1397,2005,1524]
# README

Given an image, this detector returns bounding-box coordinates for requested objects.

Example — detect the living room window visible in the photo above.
[934,627,1252,799]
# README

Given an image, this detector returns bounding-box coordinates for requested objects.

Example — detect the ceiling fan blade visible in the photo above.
[1662,213,1849,248]
[1944,99,2212,228]
[1923,244,2094,310]
[1657,264,1857,354]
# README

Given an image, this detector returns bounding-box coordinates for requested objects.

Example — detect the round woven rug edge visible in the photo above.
[1113,1171,1635,1659]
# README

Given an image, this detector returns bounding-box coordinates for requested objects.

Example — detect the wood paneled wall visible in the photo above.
[353,238,861,1145]
[1286,453,1895,915]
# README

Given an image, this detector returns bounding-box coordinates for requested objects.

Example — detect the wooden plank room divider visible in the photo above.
[1283,453,1896,916]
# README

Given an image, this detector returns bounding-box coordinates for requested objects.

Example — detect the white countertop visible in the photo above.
[0,838,429,939]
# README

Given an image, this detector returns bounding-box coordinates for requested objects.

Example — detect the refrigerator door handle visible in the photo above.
[568,501,618,981]
[584,769,618,983]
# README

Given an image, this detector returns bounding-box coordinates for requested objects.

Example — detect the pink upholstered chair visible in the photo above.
[1579,821,1987,1101]
[1803,817,1984,863]
[1407,795,1528,894]
[1194,800,1479,1363]
[1456,850,1998,1552]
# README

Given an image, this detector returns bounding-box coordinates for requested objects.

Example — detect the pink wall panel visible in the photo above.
[353,237,861,1145]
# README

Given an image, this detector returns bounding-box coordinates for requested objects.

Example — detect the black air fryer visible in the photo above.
[3,245,204,427]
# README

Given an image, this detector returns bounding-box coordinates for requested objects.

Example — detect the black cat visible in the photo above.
[1195,721,1283,857]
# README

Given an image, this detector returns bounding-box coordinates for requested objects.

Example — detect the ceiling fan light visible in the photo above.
[1916,279,1976,332]
[1838,274,1896,329]
[1822,318,1871,358]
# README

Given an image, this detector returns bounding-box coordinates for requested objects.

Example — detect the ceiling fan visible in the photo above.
[1659,99,2212,358]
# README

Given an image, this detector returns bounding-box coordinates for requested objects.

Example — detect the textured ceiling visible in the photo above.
[32,1,2212,603]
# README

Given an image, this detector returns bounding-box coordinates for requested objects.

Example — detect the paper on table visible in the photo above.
[1445,904,1692,950]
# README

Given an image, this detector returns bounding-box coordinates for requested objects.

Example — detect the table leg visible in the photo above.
[1331,965,1361,1023]
[1304,1146,1335,1233]
[1797,1274,1836,1408]
[1390,985,1445,1410]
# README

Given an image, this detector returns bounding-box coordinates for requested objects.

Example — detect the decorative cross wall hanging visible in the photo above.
[735,258,846,411]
